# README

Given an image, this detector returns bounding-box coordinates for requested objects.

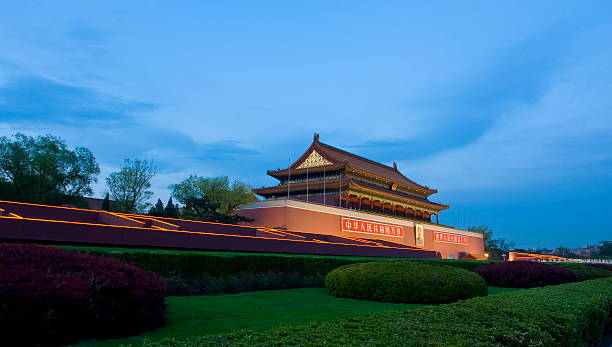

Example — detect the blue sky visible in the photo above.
[1,1,611,249]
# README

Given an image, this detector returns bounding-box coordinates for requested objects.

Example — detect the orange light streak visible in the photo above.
[105,211,145,224]
[138,217,180,228]
[0,215,429,251]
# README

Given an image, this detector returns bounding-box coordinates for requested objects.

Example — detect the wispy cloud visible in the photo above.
[347,29,574,166]
[0,72,260,199]
[0,75,156,125]
[403,24,612,192]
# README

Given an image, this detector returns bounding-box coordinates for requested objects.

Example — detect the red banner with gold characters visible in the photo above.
[341,218,403,237]
[433,232,468,245]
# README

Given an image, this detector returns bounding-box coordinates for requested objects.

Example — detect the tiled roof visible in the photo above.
[315,141,432,191]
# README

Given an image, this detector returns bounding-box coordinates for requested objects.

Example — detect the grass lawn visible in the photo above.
[76,288,421,347]
[77,287,520,347]
[488,286,521,295]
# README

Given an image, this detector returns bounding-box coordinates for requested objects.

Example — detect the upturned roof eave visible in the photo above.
[269,163,436,197]
[316,141,437,193]
[253,179,448,212]
[266,135,438,196]
[267,162,346,177]
[348,180,449,211]
[253,178,347,195]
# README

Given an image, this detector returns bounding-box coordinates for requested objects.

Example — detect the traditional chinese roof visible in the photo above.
[252,178,449,212]
[267,134,437,196]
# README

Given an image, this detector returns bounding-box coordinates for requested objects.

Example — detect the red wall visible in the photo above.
[239,201,484,259]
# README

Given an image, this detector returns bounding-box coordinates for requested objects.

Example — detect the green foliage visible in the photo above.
[181,196,253,224]
[325,261,488,304]
[164,197,178,218]
[0,133,100,206]
[76,288,425,347]
[59,245,496,296]
[75,247,364,279]
[170,175,256,215]
[163,271,323,296]
[101,192,110,211]
[600,242,612,256]
[140,278,612,347]
[149,198,165,217]
[106,159,155,213]
[468,225,515,260]
[551,262,612,281]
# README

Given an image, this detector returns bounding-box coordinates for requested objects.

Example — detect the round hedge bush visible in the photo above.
[474,261,578,288]
[325,261,488,304]
[0,243,167,346]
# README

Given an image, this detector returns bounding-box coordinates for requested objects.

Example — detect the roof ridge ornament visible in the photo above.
[296,149,332,169]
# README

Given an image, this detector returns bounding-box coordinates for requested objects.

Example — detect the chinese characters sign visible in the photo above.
[341,218,404,238]
[433,232,468,245]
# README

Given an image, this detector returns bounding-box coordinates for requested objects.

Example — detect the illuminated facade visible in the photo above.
[241,134,485,259]
[253,134,449,223]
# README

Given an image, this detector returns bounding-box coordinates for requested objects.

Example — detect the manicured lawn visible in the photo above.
[76,288,421,347]
[488,286,522,295]
[77,286,520,347]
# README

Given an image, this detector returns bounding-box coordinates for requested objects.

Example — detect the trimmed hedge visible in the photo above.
[590,263,612,272]
[140,278,612,347]
[326,261,487,304]
[63,245,495,295]
[164,271,322,296]
[552,263,612,281]
[0,243,167,347]
[475,261,578,288]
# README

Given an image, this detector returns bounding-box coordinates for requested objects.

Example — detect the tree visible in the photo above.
[467,225,494,250]
[101,193,110,211]
[181,196,253,224]
[106,159,155,213]
[598,242,612,256]
[468,225,515,260]
[149,198,164,216]
[0,133,100,206]
[170,175,256,214]
[164,197,178,218]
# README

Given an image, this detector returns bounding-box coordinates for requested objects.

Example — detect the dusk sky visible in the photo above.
[1,1,611,249]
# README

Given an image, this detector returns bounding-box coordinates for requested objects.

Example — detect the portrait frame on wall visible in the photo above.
[415,224,425,247]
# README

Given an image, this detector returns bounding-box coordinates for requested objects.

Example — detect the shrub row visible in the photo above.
[66,246,495,295]
[141,277,612,347]
[552,263,612,281]
[165,272,322,296]
[475,261,578,288]
[590,263,612,271]
[326,261,487,304]
[0,243,167,347]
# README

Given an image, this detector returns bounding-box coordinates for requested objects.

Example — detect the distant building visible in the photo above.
[571,244,600,258]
